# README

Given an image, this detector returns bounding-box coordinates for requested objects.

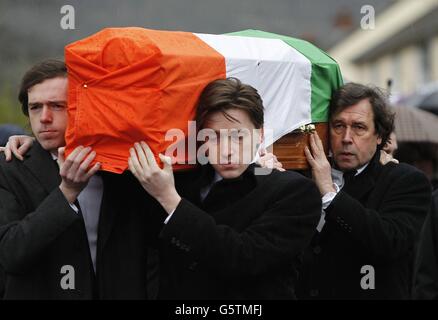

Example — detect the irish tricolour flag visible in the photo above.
[65,28,343,173]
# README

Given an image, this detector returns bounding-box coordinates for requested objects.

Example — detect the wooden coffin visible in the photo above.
[272,122,329,170]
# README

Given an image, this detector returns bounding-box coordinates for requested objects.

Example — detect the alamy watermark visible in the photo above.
[360,265,375,290]
[163,121,275,175]
[60,5,75,30]
[360,5,375,30]
[60,265,75,290]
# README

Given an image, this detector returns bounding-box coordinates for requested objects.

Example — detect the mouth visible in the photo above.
[39,130,58,138]
[339,152,355,158]
[219,163,239,169]
[40,129,57,133]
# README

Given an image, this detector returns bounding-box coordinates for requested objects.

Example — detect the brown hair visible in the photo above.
[329,82,395,148]
[18,59,67,116]
[196,77,264,129]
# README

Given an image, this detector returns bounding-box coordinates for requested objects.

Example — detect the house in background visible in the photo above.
[329,0,438,99]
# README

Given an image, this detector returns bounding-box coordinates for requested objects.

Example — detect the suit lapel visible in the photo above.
[343,171,375,200]
[23,142,60,193]
[176,166,206,206]
[342,152,381,201]
[96,171,138,254]
[201,164,257,215]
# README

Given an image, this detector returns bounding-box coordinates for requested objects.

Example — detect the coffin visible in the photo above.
[273,123,329,170]
[65,28,342,173]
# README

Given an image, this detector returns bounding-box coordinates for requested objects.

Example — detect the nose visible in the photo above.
[342,126,353,144]
[218,136,238,163]
[220,136,235,156]
[40,105,53,123]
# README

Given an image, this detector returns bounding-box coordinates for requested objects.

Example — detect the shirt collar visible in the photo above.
[331,162,369,177]
[331,162,369,189]
[212,171,223,184]
[355,162,369,175]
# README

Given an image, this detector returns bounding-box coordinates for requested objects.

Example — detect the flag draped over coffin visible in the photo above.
[64,27,343,173]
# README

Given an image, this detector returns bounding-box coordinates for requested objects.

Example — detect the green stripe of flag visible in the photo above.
[227,29,343,123]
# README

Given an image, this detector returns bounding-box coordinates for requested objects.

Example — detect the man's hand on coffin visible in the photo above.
[0,135,35,161]
[58,146,101,204]
[304,132,336,197]
[128,141,181,215]
[257,148,285,171]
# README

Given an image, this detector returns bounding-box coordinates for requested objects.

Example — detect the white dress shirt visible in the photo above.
[316,163,369,232]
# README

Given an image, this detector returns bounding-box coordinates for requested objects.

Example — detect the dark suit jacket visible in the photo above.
[0,142,149,299]
[413,190,438,299]
[297,151,432,300]
[147,164,321,300]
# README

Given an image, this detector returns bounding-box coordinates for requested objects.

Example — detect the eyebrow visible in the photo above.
[28,102,42,107]
[332,119,367,125]
[28,100,67,107]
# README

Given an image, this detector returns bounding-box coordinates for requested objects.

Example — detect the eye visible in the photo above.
[230,131,241,142]
[52,104,66,110]
[207,134,217,143]
[352,124,367,132]
[28,105,41,111]
[332,123,346,132]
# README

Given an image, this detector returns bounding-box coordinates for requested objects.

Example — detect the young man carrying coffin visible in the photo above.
[0,60,150,299]
[128,78,321,299]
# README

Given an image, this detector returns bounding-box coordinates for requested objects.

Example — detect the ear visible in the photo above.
[377,135,382,145]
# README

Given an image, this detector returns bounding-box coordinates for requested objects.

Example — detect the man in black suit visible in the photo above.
[300,83,432,299]
[0,60,149,299]
[413,190,438,299]
[128,78,322,299]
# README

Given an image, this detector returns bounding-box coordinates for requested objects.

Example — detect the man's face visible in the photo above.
[27,77,68,154]
[202,108,262,179]
[330,98,382,171]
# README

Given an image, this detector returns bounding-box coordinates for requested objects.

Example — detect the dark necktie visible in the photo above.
[343,170,357,187]
[74,199,84,217]
[201,180,222,204]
